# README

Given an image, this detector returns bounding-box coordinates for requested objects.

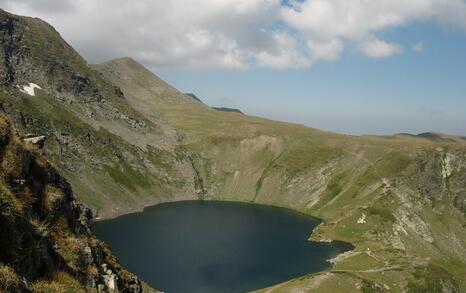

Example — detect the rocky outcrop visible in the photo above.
[0,114,156,292]
[0,9,120,102]
[22,134,46,149]
[101,264,118,292]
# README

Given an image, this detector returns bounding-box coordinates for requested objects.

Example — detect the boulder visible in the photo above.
[22,135,46,149]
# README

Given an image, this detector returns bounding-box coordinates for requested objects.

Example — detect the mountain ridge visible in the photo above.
[212,106,244,114]
[0,8,465,293]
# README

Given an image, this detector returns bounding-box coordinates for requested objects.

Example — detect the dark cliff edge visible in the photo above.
[212,107,244,114]
[184,93,203,103]
[0,114,156,292]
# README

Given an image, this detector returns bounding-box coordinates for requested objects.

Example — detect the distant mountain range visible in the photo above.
[184,93,244,114]
[212,107,243,114]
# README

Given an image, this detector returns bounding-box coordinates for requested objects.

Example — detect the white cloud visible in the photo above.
[0,0,465,69]
[281,0,466,60]
[256,32,313,69]
[412,41,424,52]
[281,0,433,40]
[0,0,283,69]
[307,39,344,61]
[360,39,403,58]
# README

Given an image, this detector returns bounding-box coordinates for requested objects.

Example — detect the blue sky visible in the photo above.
[2,0,466,135]
[157,22,466,135]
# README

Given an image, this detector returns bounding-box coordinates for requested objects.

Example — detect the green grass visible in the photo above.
[361,280,379,293]
[254,152,284,200]
[279,144,344,177]
[103,162,152,191]
[367,207,396,222]
[0,185,15,220]
[311,173,346,210]
[408,265,459,292]
[0,91,187,216]
[326,176,344,199]
[375,151,413,178]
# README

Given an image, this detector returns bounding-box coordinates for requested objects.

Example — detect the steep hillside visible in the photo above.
[0,9,200,218]
[0,114,157,292]
[0,8,465,292]
[97,58,466,292]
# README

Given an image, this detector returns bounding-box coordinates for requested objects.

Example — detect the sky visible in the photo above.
[1,0,466,135]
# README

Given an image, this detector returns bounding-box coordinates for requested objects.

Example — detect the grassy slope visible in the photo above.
[96,58,466,292]
[0,9,201,218]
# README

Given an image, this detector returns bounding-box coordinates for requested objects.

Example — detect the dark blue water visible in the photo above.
[93,201,352,293]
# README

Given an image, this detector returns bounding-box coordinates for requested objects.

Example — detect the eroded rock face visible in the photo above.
[101,264,119,292]
[0,115,149,292]
[395,207,434,243]
[22,135,46,149]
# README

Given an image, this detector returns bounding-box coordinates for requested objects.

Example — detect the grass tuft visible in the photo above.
[0,263,22,292]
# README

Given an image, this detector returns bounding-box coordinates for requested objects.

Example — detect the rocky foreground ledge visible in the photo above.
[0,114,157,292]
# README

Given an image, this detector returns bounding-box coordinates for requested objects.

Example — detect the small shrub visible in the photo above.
[361,279,384,293]
[30,218,50,237]
[32,271,86,293]
[54,235,81,270]
[408,265,459,293]
[0,185,16,220]
[0,263,22,292]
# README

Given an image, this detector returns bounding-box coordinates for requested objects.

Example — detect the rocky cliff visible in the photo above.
[0,114,157,292]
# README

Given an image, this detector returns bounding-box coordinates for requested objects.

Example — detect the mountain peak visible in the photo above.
[100,56,144,69]
[95,57,205,108]
[0,8,124,102]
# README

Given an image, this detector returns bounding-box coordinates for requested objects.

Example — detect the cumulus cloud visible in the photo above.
[360,39,403,58]
[307,39,343,61]
[255,32,313,69]
[0,0,465,69]
[281,0,432,39]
